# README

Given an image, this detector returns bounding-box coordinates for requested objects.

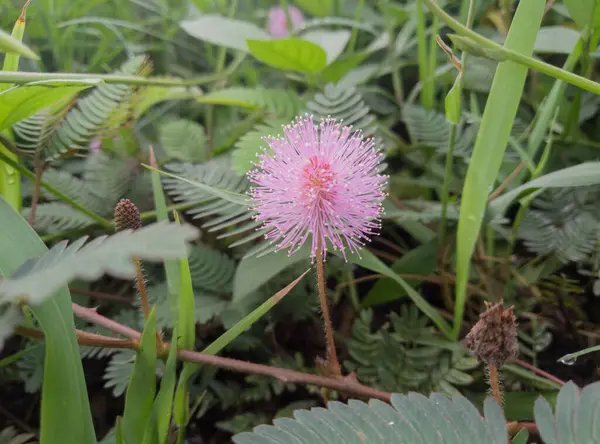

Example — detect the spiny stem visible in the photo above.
[488,363,504,407]
[315,240,342,377]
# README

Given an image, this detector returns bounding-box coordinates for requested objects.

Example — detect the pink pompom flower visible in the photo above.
[248,115,387,260]
[267,6,304,38]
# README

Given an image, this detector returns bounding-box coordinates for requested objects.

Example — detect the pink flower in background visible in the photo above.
[267,6,304,37]
[248,115,387,260]
[89,139,102,153]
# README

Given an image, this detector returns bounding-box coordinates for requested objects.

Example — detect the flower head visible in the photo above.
[267,6,304,38]
[248,115,387,260]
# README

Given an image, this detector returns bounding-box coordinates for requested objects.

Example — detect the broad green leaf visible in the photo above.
[134,82,202,119]
[294,0,334,16]
[301,30,350,64]
[454,0,545,340]
[233,243,310,303]
[0,27,37,60]
[0,134,20,211]
[0,80,99,130]
[0,222,199,306]
[564,0,600,30]
[143,164,250,206]
[534,26,581,54]
[122,308,157,444]
[339,248,452,338]
[246,38,327,74]
[361,240,438,307]
[0,195,96,444]
[180,15,269,51]
[489,162,600,218]
[321,51,370,83]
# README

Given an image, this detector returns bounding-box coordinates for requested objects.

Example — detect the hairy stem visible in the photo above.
[487,363,503,407]
[134,260,150,319]
[315,241,342,377]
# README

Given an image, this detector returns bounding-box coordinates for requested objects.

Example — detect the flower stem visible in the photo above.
[315,241,342,377]
[487,363,503,407]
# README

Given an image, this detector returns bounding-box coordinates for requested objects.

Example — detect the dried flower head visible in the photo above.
[464,300,519,367]
[114,199,142,232]
[248,115,387,260]
[267,6,304,37]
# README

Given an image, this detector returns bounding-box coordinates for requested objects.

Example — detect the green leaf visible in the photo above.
[232,391,508,443]
[122,308,157,444]
[294,0,334,16]
[143,327,178,444]
[1,1,30,93]
[301,30,350,64]
[159,119,207,162]
[489,162,600,218]
[232,119,287,175]
[0,195,96,444]
[0,27,38,60]
[453,0,545,340]
[321,51,370,83]
[0,222,199,306]
[534,381,600,444]
[534,26,581,54]
[196,87,304,120]
[362,240,438,307]
[233,243,310,303]
[564,0,600,29]
[339,248,452,338]
[512,429,529,444]
[0,80,98,131]
[145,164,250,206]
[175,212,196,351]
[246,38,327,73]
[180,15,269,51]
[134,82,202,119]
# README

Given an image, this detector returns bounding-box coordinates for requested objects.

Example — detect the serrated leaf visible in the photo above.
[180,15,269,51]
[197,87,304,120]
[232,119,287,175]
[0,80,97,130]
[0,222,199,306]
[159,119,207,162]
[233,391,507,443]
[246,38,327,73]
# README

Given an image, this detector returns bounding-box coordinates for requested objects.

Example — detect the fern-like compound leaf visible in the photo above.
[517,187,600,262]
[232,392,508,443]
[0,221,198,306]
[159,118,208,162]
[534,380,600,444]
[13,56,150,161]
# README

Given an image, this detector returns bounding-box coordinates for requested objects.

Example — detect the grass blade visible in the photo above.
[448,0,546,339]
[122,307,158,444]
[0,195,96,444]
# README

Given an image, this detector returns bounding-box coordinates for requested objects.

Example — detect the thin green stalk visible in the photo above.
[422,0,600,96]
[416,0,432,108]
[345,267,360,312]
[0,143,112,230]
[348,0,365,52]
[280,0,293,32]
[438,124,457,244]
[438,0,476,246]
[426,16,439,107]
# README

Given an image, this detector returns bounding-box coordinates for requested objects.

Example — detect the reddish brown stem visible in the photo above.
[488,363,503,407]
[72,303,141,340]
[316,242,342,377]
[516,359,565,386]
[70,287,133,305]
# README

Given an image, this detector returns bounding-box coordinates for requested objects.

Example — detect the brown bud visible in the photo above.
[114,199,142,232]
[464,300,518,367]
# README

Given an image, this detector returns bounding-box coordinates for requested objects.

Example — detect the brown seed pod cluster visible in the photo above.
[114,198,142,232]
[464,300,519,367]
